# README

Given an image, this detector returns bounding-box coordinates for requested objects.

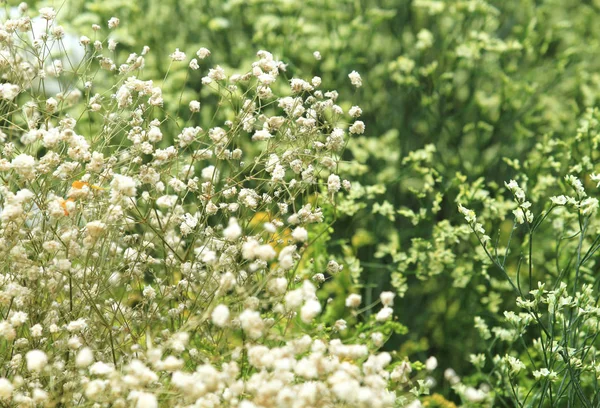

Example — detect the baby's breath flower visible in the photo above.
[107,17,120,29]
[196,47,211,59]
[348,70,362,87]
[170,48,187,61]
[39,7,56,20]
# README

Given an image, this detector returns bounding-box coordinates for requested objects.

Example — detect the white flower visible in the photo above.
[223,218,242,241]
[89,361,114,376]
[86,221,107,239]
[196,47,211,59]
[327,174,341,193]
[39,7,56,20]
[111,174,137,197]
[464,387,486,403]
[300,299,322,323]
[349,120,365,134]
[380,291,395,307]
[201,165,219,181]
[130,391,157,408]
[0,83,20,100]
[0,378,13,399]
[239,310,264,339]
[67,318,88,332]
[376,306,393,322]
[170,48,187,61]
[211,305,230,327]
[349,106,362,117]
[348,70,362,87]
[76,348,94,368]
[26,350,48,372]
[550,195,567,206]
[425,356,438,371]
[345,294,362,308]
[252,129,273,141]
[11,154,36,178]
[291,227,308,242]
[108,17,120,29]
[189,100,201,112]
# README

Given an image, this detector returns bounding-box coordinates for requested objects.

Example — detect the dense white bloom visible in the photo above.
[111,174,137,197]
[328,174,341,193]
[26,350,48,372]
[76,348,94,368]
[252,129,273,141]
[189,100,201,112]
[85,221,107,238]
[375,306,393,322]
[0,378,13,399]
[11,154,36,178]
[345,294,362,308]
[464,387,486,402]
[39,7,56,20]
[223,218,242,241]
[170,49,187,61]
[348,70,362,87]
[89,361,114,375]
[380,291,395,307]
[349,120,365,134]
[196,47,211,59]
[301,299,322,323]
[239,310,264,339]
[129,391,158,408]
[425,356,438,371]
[349,106,362,117]
[292,226,308,242]
[108,17,120,28]
[211,304,230,327]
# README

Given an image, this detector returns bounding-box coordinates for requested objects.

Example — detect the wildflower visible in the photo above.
[26,350,48,372]
[291,226,308,242]
[376,306,393,322]
[108,17,120,29]
[196,47,211,59]
[75,348,94,368]
[327,174,341,193]
[348,70,362,87]
[170,48,187,61]
[425,356,438,371]
[346,294,362,308]
[349,120,365,134]
[380,291,395,306]
[0,378,13,399]
[300,299,322,323]
[252,129,272,141]
[223,218,242,241]
[111,174,137,197]
[211,305,230,327]
[189,100,201,112]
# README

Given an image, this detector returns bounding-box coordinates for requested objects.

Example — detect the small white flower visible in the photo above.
[291,227,308,242]
[26,350,48,372]
[39,7,56,20]
[108,17,120,29]
[170,48,187,61]
[211,305,230,327]
[345,294,362,308]
[348,70,362,87]
[196,47,211,59]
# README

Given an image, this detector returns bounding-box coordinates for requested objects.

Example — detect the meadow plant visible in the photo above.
[0,7,427,407]
[457,112,600,405]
